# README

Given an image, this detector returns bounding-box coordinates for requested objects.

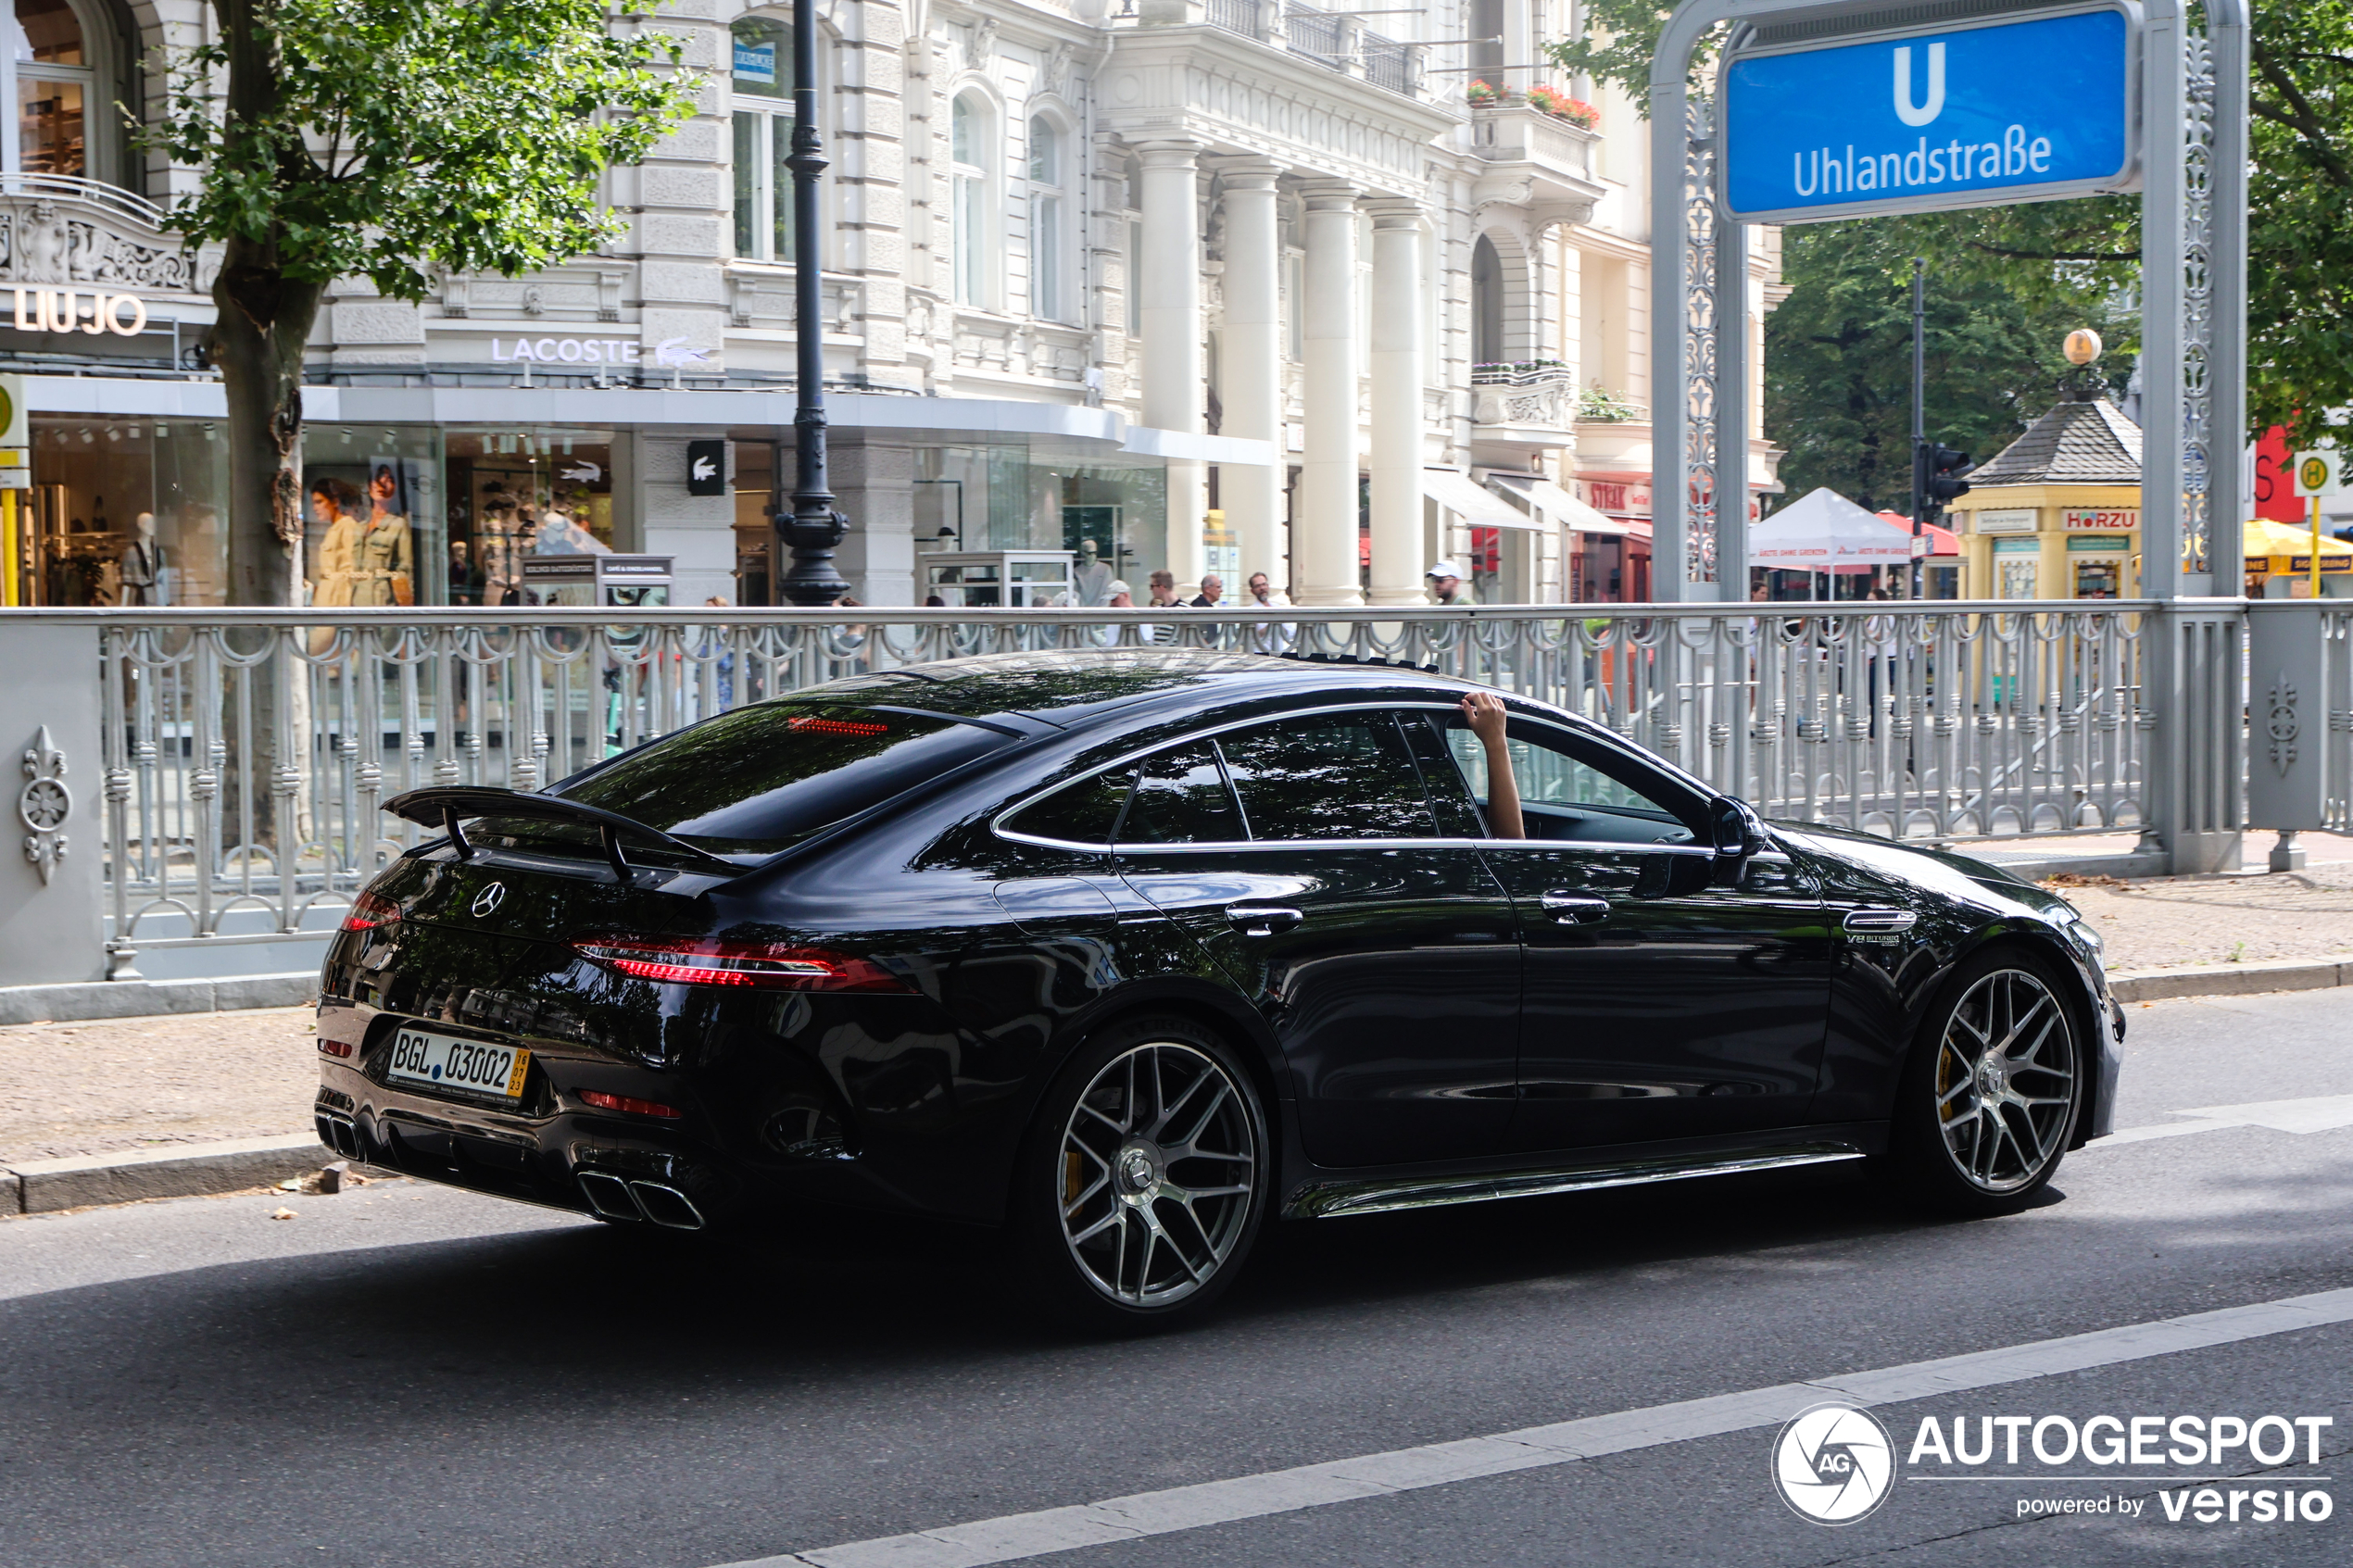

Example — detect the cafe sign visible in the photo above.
[2061,508,2137,530]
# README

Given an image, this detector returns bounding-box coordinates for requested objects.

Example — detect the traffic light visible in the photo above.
[1923,444,1973,508]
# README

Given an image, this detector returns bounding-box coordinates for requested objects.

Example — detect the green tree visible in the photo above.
[1763,225,2131,512]
[151,0,696,604]
[1551,1,2353,447]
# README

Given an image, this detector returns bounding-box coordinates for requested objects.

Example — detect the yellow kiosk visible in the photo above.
[1949,332,2145,599]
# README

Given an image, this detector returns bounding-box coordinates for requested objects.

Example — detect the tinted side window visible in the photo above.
[1007,769,1132,845]
[1219,712,1438,841]
[1121,744,1243,844]
[1444,716,1699,844]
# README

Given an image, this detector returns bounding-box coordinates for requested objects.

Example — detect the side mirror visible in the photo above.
[1712,797,1769,859]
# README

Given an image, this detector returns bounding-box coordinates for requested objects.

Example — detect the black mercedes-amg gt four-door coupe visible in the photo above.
[315,651,2120,1327]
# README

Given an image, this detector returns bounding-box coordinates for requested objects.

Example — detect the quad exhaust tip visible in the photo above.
[315,1112,363,1162]
[575,1170,705,1230]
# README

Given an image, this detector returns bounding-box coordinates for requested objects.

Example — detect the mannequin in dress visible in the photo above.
[308,480,365,607]
[119,512,160,606]
[357,464,415,606]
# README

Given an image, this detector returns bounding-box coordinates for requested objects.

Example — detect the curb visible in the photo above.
[0,972,318,1028]
[2109,953,2353,1004]
[1,1133,334,1216]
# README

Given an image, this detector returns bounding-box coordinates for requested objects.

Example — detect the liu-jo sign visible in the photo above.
[9,287,149,338]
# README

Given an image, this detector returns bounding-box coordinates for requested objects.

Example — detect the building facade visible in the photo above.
[0,0,1782,609]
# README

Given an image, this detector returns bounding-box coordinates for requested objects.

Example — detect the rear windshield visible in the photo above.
[517,704,1013,856]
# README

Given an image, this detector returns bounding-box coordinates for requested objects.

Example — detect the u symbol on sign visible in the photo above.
[1894,43,1945,127]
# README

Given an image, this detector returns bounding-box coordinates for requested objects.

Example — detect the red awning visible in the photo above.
[1874,510,1960,556]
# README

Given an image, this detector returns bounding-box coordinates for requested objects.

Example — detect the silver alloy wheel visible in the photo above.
[1933,968,2077,1193]
[1057,1041,1258,1308]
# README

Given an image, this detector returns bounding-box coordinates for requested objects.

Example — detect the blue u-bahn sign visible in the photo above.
[1719,3,2141,224]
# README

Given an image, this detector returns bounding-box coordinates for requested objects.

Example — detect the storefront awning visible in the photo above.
[1425,468,1541,530]
[1485,472,1630,535]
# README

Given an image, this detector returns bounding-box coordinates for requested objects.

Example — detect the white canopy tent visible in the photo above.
[1749,487,1910,592]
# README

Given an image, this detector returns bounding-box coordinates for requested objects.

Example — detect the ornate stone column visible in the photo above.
[1215,162,1286,601]
[1365,200,1426,606]
[1137,140,1207,593]
[1295,182,1363,607]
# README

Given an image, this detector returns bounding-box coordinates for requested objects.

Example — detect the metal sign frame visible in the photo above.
[1714,1,2145,225]
[1649,0,2247,604]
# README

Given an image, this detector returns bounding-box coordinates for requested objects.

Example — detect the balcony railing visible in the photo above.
[1198,1,1420,97]
[1206,0,1264,36]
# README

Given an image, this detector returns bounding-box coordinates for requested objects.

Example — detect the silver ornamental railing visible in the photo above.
[75,602,2156,972]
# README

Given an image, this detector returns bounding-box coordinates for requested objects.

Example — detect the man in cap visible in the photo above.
[1427,560,1476,606]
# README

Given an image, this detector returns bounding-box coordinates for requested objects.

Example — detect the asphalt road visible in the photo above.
[3,989,2349,1568]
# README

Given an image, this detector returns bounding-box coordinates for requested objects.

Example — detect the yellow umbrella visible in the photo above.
[2243,517,2352,576]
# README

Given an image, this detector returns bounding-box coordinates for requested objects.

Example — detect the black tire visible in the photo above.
[1887,947,2084,1218]
[1010,1014,1271,1333]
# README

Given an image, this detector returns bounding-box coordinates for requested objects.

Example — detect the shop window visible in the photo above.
[19,419,228,607]
[434,428,614,606]
[730,16,796,263]
[301,428,445,608]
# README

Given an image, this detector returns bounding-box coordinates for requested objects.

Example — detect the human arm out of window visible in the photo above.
[1460,692,1523,839]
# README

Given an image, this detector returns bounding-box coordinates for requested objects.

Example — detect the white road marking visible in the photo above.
[713,1286,2353,1568]
[2084,1092,2353,1148]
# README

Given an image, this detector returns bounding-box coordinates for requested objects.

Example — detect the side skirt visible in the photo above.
[1283,1140,1868,1220]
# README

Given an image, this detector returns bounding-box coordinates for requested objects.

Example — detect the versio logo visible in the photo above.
[1773,1403,1895,1524]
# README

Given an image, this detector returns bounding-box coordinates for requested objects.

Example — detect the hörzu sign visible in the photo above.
[2061,508,2138,530]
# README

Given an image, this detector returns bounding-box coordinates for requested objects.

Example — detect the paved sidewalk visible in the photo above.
[2041,862,2353,969]
[0,1007,318,1164]
[6,861,2350,1173]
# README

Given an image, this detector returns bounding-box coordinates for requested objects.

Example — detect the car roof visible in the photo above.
[793,648,1470,728]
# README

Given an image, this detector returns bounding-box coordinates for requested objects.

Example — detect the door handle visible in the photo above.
[1540,892,1612,925]
[1226,904,1304,936]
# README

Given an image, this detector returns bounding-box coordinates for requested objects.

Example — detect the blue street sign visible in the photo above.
[1720,5,2139,223]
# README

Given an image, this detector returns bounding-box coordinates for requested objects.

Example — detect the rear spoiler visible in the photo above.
[384,786,745,882]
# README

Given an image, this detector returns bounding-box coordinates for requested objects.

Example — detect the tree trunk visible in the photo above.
[210,0,324,608]
[212,249,322,607]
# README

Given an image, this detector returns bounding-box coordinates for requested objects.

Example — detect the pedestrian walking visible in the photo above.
[1428,560,1476,606]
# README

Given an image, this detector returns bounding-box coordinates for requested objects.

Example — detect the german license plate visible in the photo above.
[384,1026,530,1103]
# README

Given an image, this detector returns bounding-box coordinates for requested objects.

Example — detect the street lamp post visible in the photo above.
[1908,257,1926,599]
[774,0,850,606]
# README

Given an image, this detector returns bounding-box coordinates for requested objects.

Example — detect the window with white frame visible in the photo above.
[730,16,797,262]
[950,93,989,307]
[1027,115,1065,321]
[4,0,127,182]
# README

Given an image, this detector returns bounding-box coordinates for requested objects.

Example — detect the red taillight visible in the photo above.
[787,715,889,736]
[578,1089,682,1119]
[341,891,402,932]
[318,1038,353,1058]
[571,936,915,993]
